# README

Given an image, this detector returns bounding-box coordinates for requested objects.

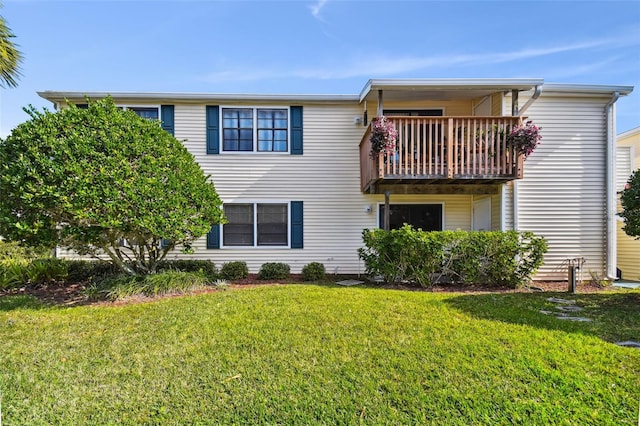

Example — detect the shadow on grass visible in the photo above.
[0,294,47,312]
[444,290,640,343]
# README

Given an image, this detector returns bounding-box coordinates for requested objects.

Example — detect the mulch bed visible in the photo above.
[0,275,621,307]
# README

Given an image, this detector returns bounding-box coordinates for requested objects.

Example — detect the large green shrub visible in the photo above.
[220,261,249,280]
[0,97,224,275]
[302,262,325,281]
[258,262,290,280]
[359,226,547,288]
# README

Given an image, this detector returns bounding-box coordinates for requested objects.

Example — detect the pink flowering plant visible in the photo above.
[369,116,398,157]
[507,120,542,159]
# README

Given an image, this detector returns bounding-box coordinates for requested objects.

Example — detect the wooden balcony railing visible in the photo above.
[360,116,524,192]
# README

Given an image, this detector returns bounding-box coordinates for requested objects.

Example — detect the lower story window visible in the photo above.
[379,204,443,231]
[223,203,288,247]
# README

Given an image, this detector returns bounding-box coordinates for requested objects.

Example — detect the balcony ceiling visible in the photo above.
[359,78,544,102]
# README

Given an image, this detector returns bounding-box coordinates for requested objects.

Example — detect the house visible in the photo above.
[616,126,640,281]
[39,78,634,281]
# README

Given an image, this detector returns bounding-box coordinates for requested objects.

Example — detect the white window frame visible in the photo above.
[377,202,446,231]
[116,104,162,120]
[221,200,292,249]
[220,106,291,154]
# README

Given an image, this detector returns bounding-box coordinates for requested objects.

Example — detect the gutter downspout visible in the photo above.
[605,91,620,280]
[518,85,542,116]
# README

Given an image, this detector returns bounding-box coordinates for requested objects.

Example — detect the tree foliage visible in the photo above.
[620,170,640,239]
[0,97,224,274]
[0,7,23,88]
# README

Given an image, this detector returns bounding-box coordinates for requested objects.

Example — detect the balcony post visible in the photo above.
[377,90,383,116]
[384,191,391,231]
[447,118,454,178]
[512,90,519,116]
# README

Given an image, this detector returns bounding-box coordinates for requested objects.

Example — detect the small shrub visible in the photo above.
[95,271,211,301]
[0,259,30,289]
[302,262,325,281]
[27,258,68,284]
[67,260,120,283]
[220,261,249,280]
[258,262,290,280]
[0,257,68,289]
[0,240,49,261]
[158,259,218,281]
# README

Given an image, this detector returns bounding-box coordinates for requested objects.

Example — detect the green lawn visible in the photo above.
[0,285,638,425]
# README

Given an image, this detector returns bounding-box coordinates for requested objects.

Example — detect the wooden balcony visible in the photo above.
[360,116,524,193]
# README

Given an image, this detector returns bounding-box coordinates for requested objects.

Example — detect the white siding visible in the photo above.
[502,182,514,231]
[510,94,609,280]
[174,102,476,273]
[173,103,372,274]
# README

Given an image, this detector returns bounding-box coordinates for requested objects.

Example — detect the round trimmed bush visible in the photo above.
[302,262,325,281]
[258,262,290,280]
[220,261,249,280]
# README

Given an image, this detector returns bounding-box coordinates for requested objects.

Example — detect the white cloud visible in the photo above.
[201,32,639,83]
[309,0,328,21]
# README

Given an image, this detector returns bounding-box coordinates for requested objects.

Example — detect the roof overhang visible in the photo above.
[536,83,633,97]
[359,78,545,103]
[37,91,360,105]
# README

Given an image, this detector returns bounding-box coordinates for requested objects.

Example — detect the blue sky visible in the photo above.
[1,0,639,136]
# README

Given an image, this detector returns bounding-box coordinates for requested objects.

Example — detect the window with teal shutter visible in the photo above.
[160,105,175,135]
[290,201,303,248]
[290,106,303,155]
[207,224,220,249]
[206,105,220,154]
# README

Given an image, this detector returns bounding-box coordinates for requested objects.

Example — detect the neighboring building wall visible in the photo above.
[616,127,640,280]
[506,92,609,280]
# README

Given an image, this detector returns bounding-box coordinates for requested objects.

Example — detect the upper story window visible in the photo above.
[128,107,159,120]
[222,107,288,153]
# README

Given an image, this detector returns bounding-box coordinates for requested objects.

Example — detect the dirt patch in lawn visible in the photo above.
[0,274,621,307]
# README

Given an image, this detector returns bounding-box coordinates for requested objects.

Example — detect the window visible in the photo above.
[128,107,159,120]
[379,204,443,231]
[223,203,288,247]
[222,109,253,151]
[222,107,288,152]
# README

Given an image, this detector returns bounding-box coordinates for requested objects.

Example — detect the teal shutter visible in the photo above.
[160,239,170,249]
[207,225,220,249]
[206,106,220,154]
[290,201,303,248]
[160,105,175,135]
[290,106,303,155]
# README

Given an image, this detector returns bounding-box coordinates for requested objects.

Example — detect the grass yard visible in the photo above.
[0,284,638,424]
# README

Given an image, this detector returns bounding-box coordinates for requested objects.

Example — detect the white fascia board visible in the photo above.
[359,78,545,102]
[37,91,360,105]
[540,83,634,96]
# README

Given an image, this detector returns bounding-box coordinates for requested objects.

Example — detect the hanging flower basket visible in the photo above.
[369,116,398,158]
[507,120,542,160]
